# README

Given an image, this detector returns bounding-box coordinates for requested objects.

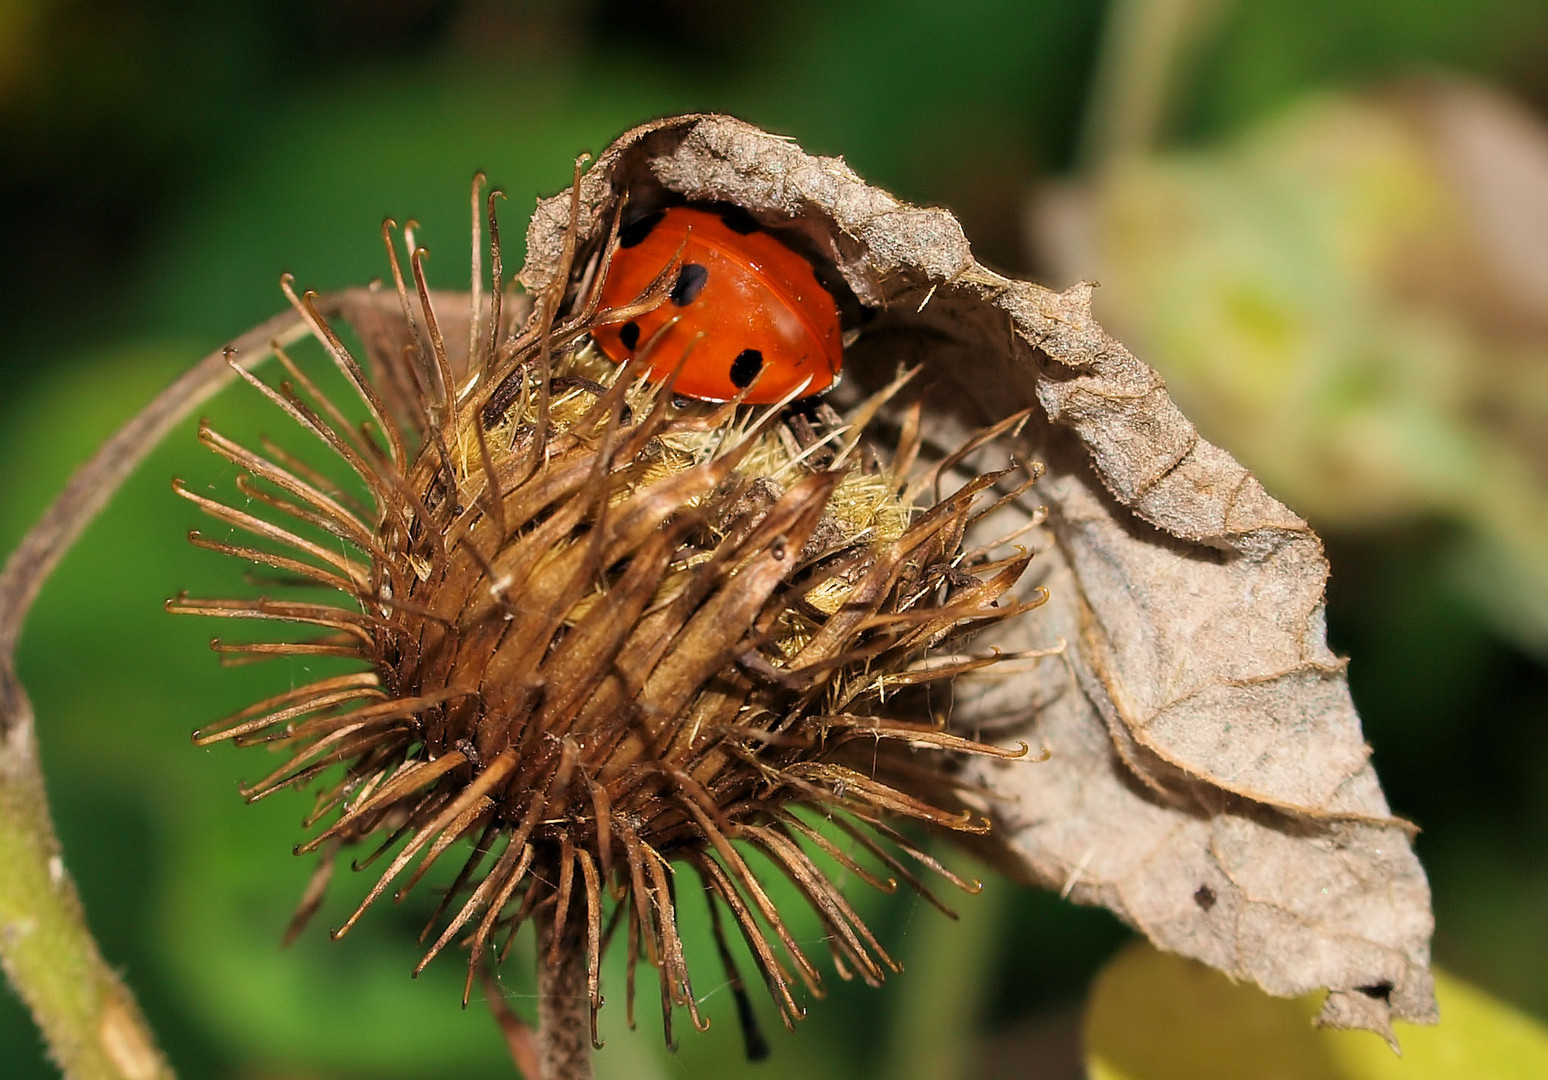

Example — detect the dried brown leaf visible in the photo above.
[515,114,1436,1040]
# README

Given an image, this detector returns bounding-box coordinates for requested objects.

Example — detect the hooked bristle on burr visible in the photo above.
[172,173,1047,1057]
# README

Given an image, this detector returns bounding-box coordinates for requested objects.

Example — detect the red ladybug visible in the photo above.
[591,206,842,403]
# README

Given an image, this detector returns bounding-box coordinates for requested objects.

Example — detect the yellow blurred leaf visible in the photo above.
[1087,941,1548,1080]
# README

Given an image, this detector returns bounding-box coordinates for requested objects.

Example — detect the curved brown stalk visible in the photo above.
[0,301,328,1080]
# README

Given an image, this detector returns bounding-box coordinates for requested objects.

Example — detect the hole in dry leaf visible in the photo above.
[1357,982,1394,1002]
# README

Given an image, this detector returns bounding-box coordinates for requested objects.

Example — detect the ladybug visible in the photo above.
[591,206,843,403]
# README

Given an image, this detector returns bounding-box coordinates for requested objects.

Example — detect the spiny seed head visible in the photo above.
[173,173,1045,1052]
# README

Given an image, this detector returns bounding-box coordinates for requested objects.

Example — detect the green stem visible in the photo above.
[0,717,173,1079]
[1078,0,1233,174]
[885,855,1007,1080]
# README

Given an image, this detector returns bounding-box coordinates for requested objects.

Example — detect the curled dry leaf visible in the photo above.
[1033,78,1548,657]
[513,114,1436,1041]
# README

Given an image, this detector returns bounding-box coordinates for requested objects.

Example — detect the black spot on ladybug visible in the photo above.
[670,263,709,306]
[619,211,664,249]
[1193,884,1217,910]
[717,205,761,235]
[619,321,641,351]
[729,348,764,389]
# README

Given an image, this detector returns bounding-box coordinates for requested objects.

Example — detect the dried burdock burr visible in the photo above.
[172,158,1050,1077]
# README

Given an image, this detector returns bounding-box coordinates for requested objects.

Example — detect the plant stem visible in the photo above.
[885,855,1007,1080]
[0,717,173,1080]
[0,304,319,1078]
[536,905,593,1080]
[1078,0,1233,173]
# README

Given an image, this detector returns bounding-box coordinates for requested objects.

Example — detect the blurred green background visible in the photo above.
[2,1,1546,1077]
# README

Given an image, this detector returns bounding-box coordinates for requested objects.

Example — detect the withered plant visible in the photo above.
[170,172,1046,1078]
[0,114,1438,1080]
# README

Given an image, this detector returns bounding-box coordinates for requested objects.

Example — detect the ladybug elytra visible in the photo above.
[591,206,843,403]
